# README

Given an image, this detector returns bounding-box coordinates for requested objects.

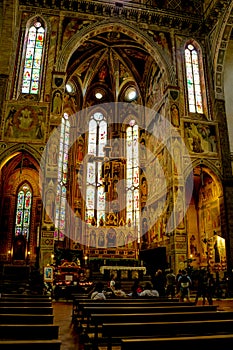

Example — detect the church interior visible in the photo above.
[0,0,233,294]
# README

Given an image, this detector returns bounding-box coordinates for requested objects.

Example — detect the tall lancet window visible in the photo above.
[22,19,45,94]
[86,112,107,226]
[185,43,203,114]
[15,183,32,241]
[126,120,140,237]
[54,113,70,241]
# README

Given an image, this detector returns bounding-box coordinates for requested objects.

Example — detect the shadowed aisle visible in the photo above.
[53,301,81,350]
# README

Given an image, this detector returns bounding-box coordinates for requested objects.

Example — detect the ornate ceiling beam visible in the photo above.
[19,0,202,34]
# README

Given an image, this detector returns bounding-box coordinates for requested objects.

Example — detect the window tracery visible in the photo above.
[22,19,45,95]
[185,43,203,114]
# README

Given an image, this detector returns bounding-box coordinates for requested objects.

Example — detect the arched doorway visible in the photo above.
[0,150,42,266]
[186,164,226,274]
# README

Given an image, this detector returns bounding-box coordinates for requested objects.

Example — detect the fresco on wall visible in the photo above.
[87,227,137,250]
[184,122,218,153]
[4,105,47,141]
[62,18,92,45]
[148,31,172,57]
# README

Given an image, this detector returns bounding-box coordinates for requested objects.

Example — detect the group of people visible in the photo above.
[89,269,216,304]
[89,277,127,300]
[151,267,216,304]
[89,274,159,300]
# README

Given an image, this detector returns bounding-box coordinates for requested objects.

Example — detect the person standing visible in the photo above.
[166,269,176,298]
[109,273,116,291]
[195,268,208,305]
[175,269,183,296]
[178,269,192,302]
[206,272,215,305]
[152,269,166,297]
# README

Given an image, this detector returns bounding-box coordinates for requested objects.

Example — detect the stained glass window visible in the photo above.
[126,121,140,239]
[54,113,70,241]
[86,112,107,225]
[22,20,45,95]
[185,44,203,113]
[15,184,32,241]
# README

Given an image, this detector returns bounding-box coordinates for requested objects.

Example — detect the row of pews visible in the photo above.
[0,293,61,349]
[71,293,233,350]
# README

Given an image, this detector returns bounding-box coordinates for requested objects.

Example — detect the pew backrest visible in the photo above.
[90,310,233,326]
[0,314,54,324]
[0,301,52,307]
[0,324,59,340]
[0,307,53,315]
[121,334,233,350]
[0,339,61,350]
[100,319,233,350]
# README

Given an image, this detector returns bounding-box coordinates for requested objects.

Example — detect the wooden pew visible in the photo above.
[72,296,180,320]
[0,340,61,350]
[0,307,53,315]
[102,319,233,349]
[0,297,52,303]
[81,304,217,329]
[0,301,52,307]
[1,294,51,299]
[121,334,233,350]
[0,324,59,340]
[0,294,60,350]
[72,299,195,321]
[89,310,233,342]
[0,314,54,324]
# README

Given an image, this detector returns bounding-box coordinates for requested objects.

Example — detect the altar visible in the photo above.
[100,265,146,280]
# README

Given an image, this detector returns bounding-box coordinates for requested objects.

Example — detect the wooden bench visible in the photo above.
[89,310,233,342]
[0,297,52,303]
[1,294,51,299]
[72,297,181,319]
[0,340,61,350]
[81,304,217,328]
[75,300,193,319]
[0,301,52,307]
[0,314,54,324]
[0,324,59,340]
[121,334,233,350]
[101,319,233,349]
[0,307,53,315]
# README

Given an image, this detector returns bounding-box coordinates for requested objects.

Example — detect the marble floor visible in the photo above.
[53,298,233,350]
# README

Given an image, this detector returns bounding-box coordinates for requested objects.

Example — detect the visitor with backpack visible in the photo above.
[178,269,192,302]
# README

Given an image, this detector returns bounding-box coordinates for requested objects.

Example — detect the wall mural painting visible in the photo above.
[62,18,92,46]
[4,104,47,140]
[51,91,62,114]
[146,62,164,107]
[87,227,137,250]
[184,122,218,154]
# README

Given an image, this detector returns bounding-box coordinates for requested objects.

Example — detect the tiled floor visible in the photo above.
[53,298,233,350]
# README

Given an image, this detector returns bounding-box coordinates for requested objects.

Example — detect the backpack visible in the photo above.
[167,273,176,285]
[179,275,190,288]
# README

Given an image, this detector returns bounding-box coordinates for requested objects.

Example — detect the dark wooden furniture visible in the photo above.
[121,334,233,350]
[102,319,233,349]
